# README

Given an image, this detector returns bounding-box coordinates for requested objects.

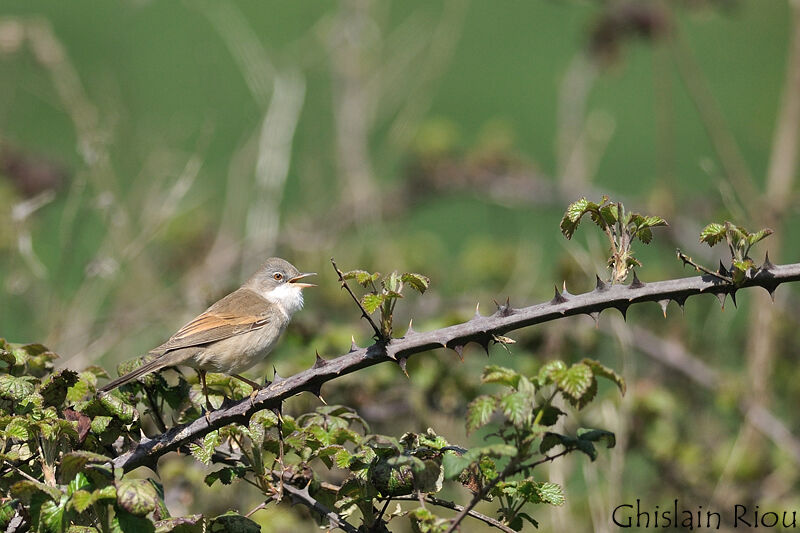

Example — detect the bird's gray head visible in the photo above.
[245,257,316,316]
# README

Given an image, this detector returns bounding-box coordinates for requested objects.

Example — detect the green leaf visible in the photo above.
[540,432,577,455]
[401,273,430,294]
[637,227,653,244]
[5,417,33,441]
[188,431,220,465]
[555,363,593,400]
[208,512,260,533]
[68,490,94,513]
[598,203,618,226]
[98,393,138,424]
[154,515,203,533]
[500,391,531,426]
[560,198,589,239]
[361,293,384,314]
[111,509,155,533]
[533,405,565,426]
[481,365,521,388]
[699,223,726,246]
[748,228,773,247]
[115,478,159,517]
[534,481,566,506]
[342,270,379,288]
[578,428,616,450]
[537,360,567,386]
[0,374,37,400]
[60,451,113,484]
[11,479,63,503]
[204,466,247,487]
[466,395,496,434]
[581,358,626,395]
[40,370,80,407]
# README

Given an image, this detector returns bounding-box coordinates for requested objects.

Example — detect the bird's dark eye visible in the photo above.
[273,272,283,281]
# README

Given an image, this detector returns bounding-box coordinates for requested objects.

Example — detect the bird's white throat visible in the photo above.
[266,283,305,317]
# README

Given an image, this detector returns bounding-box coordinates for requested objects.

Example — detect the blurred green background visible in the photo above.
[1,0,799,531]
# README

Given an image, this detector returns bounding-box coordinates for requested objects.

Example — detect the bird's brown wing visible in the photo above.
[151,289,273,355]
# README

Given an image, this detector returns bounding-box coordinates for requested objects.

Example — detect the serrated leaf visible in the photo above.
[40,369,79,408]
[699,223,726,246]
[154,515,203,533]
[11,479,64,503]
[534,481,565,506]
[748,228,773,246]
[539,432,577,455]
[638,227,653,244]
[466,395,496,434]
[0,374,37,400]
[98,393,138,424]
[537,360,567,385]
[60,451,112,483]
[578,428,616,450]
[581,358,625,395]
[361,293,384,314]
[68,490,94,513]
[500,391,530,426]
[560,198,590,239]
[481,365,520,388]
[401,273,430,294]
[555,363,593,400]
[111,509,155,533]
[204,466,247,487]
[188,431,220,465]
[5,418,33,441]
[208,512,260,533]
[533,405,565,426]
[115,478,159,517]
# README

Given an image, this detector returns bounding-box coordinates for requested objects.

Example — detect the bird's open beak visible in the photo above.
[288,272,317,288]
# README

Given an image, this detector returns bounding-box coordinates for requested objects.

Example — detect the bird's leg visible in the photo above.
[231,374,262,405]
[199,370,212,423]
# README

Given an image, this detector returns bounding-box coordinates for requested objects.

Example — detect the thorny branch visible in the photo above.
[112,260,800,473]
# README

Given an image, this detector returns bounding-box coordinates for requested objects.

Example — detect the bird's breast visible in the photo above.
[190,322,287,375]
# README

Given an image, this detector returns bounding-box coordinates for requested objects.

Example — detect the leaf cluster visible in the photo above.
[699,221,773,282]
[341,269,430,338]
[560,196,667,283]
[0,339,262,532]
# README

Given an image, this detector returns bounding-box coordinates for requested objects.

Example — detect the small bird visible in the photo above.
[99,257,315,415]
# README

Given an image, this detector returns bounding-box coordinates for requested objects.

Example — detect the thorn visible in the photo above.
[658,299,669,318]
[493,298,514,317]
[307,383,326,405]
[730,290,738,308]
[673,295,687,313]
[762,283,777,302]
[762,251,775,271]
[398,358,409,378]
[313,350,327,369]
[629,270,645,289]
[473,302,482,319]
[349,336,359,352]
[595,275,607,292]
[406,319,415,336]
[715,292,726,310]
[616,304,628,321]
[477,337,490,356]
[562,281,571,296]
[718,261,730,278]
[273,367,284,383]
[452,344,464,361]
[550,285,568,305]
[589,311,600,327]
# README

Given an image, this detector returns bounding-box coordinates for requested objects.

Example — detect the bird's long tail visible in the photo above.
[98,356,172,394]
